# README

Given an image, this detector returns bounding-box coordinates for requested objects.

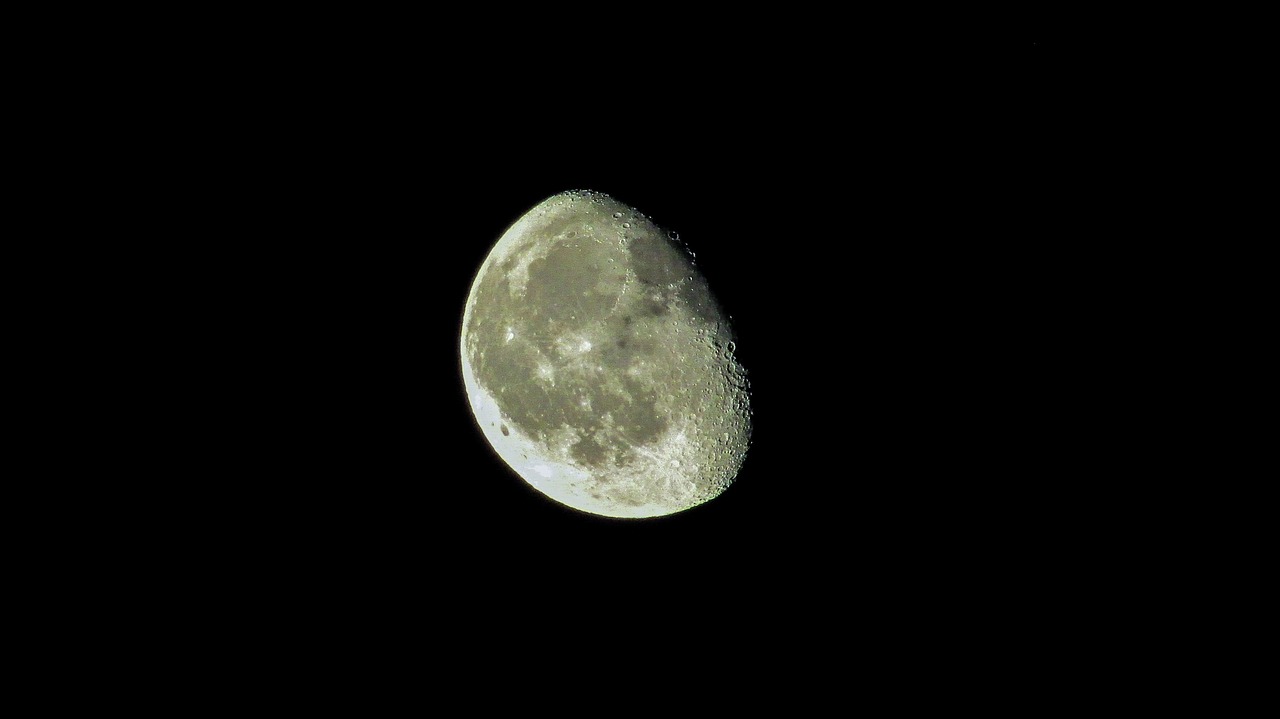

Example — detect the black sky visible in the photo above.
[135,34,1093,626]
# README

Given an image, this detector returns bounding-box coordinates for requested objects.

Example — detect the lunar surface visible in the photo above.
[460,190,751,518]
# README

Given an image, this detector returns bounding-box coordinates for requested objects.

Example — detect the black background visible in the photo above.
[111,33,1092,645]
[45,28,1194,694]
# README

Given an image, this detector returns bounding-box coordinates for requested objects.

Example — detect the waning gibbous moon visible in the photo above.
[459,190,752,519]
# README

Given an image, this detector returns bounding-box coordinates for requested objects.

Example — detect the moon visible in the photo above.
[460,190,751,519]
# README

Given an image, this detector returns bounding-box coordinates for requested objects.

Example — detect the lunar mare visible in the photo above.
[460,190,751,518]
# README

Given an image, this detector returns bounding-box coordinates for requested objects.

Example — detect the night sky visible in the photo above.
[130,36,1089,646]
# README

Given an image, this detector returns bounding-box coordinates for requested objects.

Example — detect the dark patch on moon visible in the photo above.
[500,424,509,436]
[465,228,668,470]
[626,232,721,326]
[627,232,686,288]
[569,435,608,468]
[524,243,609,325]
